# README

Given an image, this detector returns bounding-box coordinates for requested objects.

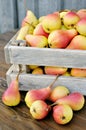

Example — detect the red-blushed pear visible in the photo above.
[49,86,70,102]
[2,75,21,106]
[25,75,59,108]
[25,34,48,48]
[30,100,51,120]
[23,10,38,27]
[53,104,73,125]
[33,23,49,38]
[66,35,86,50]
[59,9,69,24]
[71,68,86,77]
[48,29,78,48]
[44,66,67,75]
[76,18,86,36]
[53,92,85,111]
[42,12,61,33]
[63,11,80,29]
[77,9,86,19]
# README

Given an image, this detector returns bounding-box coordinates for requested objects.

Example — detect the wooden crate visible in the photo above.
[4,33,86,95]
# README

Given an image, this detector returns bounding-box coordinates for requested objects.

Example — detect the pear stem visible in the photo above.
[16,64,23,81]
[49,101,58,107]
[49,74,61,89]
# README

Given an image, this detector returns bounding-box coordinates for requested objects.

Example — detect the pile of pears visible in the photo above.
[17,9,86,49]
[16,9,86,78]
[2,73,85,125]
[26,65,86,78]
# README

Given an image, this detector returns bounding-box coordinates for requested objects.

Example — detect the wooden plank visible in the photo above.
[0,0,17,33]
[17,0,38,27]
[38,0,62,17]
[6,65,86,95]
[4,33,18,63]
[63,0,86,10]
[5,44,86,69]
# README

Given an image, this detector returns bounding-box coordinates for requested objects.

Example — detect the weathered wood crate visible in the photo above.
[4,33,86,95]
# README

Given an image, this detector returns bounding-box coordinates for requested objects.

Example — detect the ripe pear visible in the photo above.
[44,66,67,75]
[63,11,80,29]
[42,12,61,33]
[60,9,69,24]
[33,23,49,38]
[23,10,38,27]
[77,9,86,19]
[32,67,44,74]
[76,18,86,36]
[2,76,21,106]
[25,75,59,108]
[30,100,50,120]
[48,29,78,48]
[25,34,48,48]
[16,25,34,40]
[39,16,45,23]
[49,86,70,102]
[66,35,86,50]
[54,92,85,111]
[53,104,73,125]
[71,68,86,77]
[27,65,38,70]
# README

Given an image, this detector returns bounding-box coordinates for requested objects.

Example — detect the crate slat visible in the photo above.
[5,42,86,68]
[6,65,86,95]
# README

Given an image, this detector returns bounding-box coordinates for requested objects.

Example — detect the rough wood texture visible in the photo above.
[0,30,86,130]
[6,65,86,95]
[17,0,86,27]
[5,42,86,69]
[0,0,86,33]
[0,79,86,130]
[0,0,17,33]
[0,29,17,78]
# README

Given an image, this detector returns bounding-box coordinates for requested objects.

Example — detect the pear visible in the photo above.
[76,18,86,36]
[71,68,86,77]
[60,9,69,24]
[25,34,48,48]
[44,66,67,75]
[42,12,61,33]
[27,65,38,70]
[23,10,38,27]
[53,104,73,125]
[49,86,70,102]
[48,29,78,48]
[33,23,49,38]
[53,92,85,111]
[16,25,34,40]
[2,75,21,106]
[32,67,44,74]
[30,100,50,120]
[39,16,45,23]
[63,11,80,29]
[77,9,86,19]
[66,35,86,50]
[25,75,59,108]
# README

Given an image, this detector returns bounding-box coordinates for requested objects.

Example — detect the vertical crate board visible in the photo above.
[64,0,86,10]
[17,0,86,27]
[0,0,17,33]
[6,65,86,95]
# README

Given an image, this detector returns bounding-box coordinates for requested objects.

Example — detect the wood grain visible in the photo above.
[0,78,86,130]
[5,45,86,68]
